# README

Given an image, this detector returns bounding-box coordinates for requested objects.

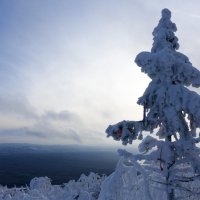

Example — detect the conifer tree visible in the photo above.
[106,8,200,200]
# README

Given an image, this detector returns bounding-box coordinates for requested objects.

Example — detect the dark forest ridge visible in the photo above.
[0,143,136,154]
[0,143,136,187]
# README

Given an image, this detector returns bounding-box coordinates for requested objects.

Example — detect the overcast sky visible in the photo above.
[0,0,200,146]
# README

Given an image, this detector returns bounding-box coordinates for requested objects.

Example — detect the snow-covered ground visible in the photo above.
[0,173,105,200]
[1,156,200,200]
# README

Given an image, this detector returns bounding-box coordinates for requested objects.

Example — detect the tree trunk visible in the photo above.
[166,171,174,200]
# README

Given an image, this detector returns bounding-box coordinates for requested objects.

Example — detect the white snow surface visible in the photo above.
[0,173,106,200]
[1,156,200,200]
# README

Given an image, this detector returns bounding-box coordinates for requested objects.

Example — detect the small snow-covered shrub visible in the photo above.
[0,173,106,200]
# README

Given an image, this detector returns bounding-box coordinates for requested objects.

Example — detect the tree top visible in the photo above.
[162,8,171,19]
[152,8,179,52]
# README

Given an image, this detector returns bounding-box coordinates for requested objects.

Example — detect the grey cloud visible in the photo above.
[0,93,80,123]
[62,129,82,143]
[0,94,37,119]
[42,110,79,121]
[0,93,84,143]
[0,127,82,144]
[0,127,47,138]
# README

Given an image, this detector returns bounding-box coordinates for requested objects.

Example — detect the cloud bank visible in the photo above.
[0,0,200,145]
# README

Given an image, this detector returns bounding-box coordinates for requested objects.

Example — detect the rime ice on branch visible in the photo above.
[106,8,200,200]
[106,8,200,143]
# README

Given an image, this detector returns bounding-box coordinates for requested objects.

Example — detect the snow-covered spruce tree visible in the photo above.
[105,9,200,200]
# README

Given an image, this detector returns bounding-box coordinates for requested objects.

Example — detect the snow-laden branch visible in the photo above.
[106,120,145,145]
